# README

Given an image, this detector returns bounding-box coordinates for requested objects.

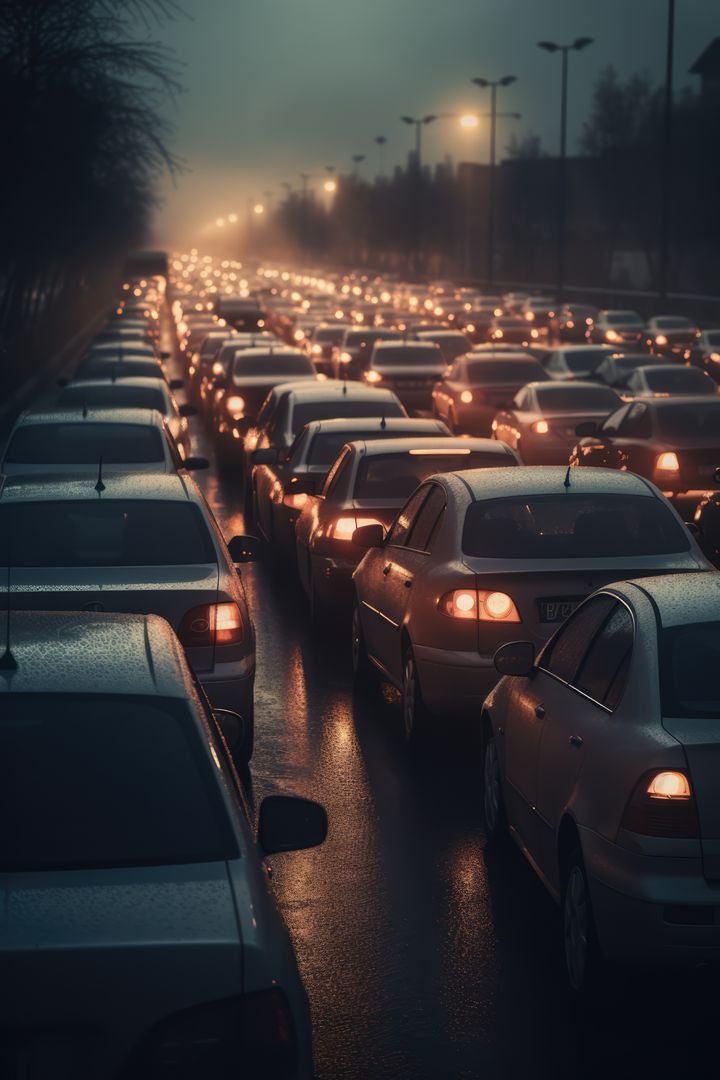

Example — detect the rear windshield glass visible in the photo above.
[355,451,514,499]
[59,386,167,412]
[563,351,609,373]
[657,403,720,437]
[462,494,689,559]
[0,696,237,870]
[233,354,313,377]
[5,424,164,465]
[497,318,525,328]
[373,348,442,368]
[0,501,215,566]
[291,398,404,435]
[79,361,162,380]
[534,387,619,411]
[88,345,155,359]
[306,426,436,466]
[661,623,720,719]
[466,360,545,383]
[655,318,693,329]
[315,328,345,343]
[645,369,713,393]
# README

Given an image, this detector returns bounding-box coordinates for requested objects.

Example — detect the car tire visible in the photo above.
[482,725,507,843]
[401,645,431,743]
[351,602,378,692]
[562,847,605,995]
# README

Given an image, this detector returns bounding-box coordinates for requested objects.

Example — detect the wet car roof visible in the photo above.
[277,380,402,402]
[346,436,512,458]
[301,417,445,435]
[615,572,720,629]
[17,408,163,428]
[0,471,197,503]
[448,465,653,500]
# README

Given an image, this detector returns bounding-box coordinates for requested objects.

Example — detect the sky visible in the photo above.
[150,0,719,245]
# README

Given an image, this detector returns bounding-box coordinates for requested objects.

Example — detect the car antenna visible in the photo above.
[0,544,18,672]
[563,464,572,489]
[111,364,117,383]
[380,413,386,429]
[95,455,106,493]
[82,398,88,418]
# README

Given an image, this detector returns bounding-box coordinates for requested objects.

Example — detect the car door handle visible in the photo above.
[382,564,391,576]
[404,579,412,589]
[535,704,546,719]
[569,734,584,748]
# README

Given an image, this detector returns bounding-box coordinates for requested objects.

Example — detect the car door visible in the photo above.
[502,595,617,853]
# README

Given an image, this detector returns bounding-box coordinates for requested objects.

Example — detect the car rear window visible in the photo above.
[661,623,720,719]
[563,350,609,373]
[5,424,164,465]
[657,402,720,438]
[0,696,237,870]
[606,312,643,326]
[534,387,620,411]
[645,369,713,393]
[355,450,514,499]
[232,354,313,377]
[462,494,689,558]
[59,386,167,412]
[306,426,439,466]
[0,501,215,566]
[345,330,401,348]
[291,398,404,435]
[466,360,546,383]
[315,328,345,343]
[372,347,442,368]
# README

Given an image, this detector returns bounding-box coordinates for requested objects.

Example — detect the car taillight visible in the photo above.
[620,770,699,838]
[212,360,224,375]
[226,394,245,415]
[311,343,323,355]
[460,389,473,403]
[283,492,309,510]
[327,515,383,541]
[439,589,521,622]
[364,369,383,383]
[532,420,550,434]
[655,334,668,346]
[178,602,244,647]
[655,451,680,473]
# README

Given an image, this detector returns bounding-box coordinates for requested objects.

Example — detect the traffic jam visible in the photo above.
[3,252,720,1078]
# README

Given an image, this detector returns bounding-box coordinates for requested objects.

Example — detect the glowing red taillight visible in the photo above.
[178,602,244,647]
[620,770,698,838]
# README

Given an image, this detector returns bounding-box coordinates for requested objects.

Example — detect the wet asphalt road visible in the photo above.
[188,418,720,1080]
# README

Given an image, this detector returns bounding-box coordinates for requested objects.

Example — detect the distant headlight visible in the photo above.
[226,395,245,414]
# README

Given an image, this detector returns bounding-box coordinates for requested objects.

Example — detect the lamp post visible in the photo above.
[351,154,366,178]
[400,115,437,171]
[471,75,517,288]
[659,0,675,300]
[537,38,593,301]
[375,136,387,179]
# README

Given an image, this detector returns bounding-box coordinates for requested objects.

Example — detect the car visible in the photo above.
[0,472,258,757]
[212,348,318,468]
[84,341,159,362]
[482,571,720,990]
[0,609,325,1078]
[215,295,266,331]
[297,437,518,622]
[432,353,549,435]
[0,408,208,476]
[94,325,155,349]
[519,297,557,336]
[645,315,700,358]
[186,328,239,402]
[330,327,403,380]
[570,397,720,495]
[361,341,446,413]
[594,352,668,389]
[492,382,621,465]
[352,466,709,742]
[590,310,645,347]
[51,376,196,457]
[488,316,533,345]
[307,322,351,376]
[622,364,719,398]
[543,345,615,381]
[694,471,720,568]
[549,304,598,342]
[693,330,720,384]
[73,355,175,384]
[414,329,473,364]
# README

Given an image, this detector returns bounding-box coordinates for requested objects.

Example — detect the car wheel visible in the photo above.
[563,848,604,994]
[351,602,378,691]
[482,726,506,842]
[402,646,431,743]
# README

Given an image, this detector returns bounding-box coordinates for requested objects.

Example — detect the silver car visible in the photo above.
[0,610,326,1078]
[483,571,720,991]
[0,472,258,758]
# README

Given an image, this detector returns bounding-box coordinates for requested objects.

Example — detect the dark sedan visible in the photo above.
[362,341,446,413]
[492,382,621,465]
[594,352,668,389]
[645,315,700,358]
[432,354,549,435]
[549,304,598,342]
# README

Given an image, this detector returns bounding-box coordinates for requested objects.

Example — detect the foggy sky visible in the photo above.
[152,0,719,245]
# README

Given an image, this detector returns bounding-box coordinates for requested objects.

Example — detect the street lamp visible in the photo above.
[400,115,437,170]
[323,178,337,194]
[375,136,387,179]
[537,37,594,300]
[471,75,517,287]
[351,154,365,177]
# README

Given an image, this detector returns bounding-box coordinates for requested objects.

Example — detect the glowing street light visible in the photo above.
[471,75,518,286]
[228,212,238,224]
[459,113,479,129]
[253,202,265,216]
[323,178,337,194]
[215,217,226,227]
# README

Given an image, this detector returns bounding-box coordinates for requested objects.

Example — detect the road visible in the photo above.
[187,412,720,1080]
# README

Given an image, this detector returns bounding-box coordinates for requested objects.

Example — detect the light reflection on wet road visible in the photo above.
[191,420,720,1080]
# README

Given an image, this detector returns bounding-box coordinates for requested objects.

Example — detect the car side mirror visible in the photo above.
[493,640,535,677]
[352,523,385,548]
[715,467,720,485]
[285,476,316,496]
[227,534,262,563]
[251,448,279,465]
[575,421,598,437]
[169,378,184,390]
[179,403,197,417]
[182,456,210,471]
[258,795,328,855]
[213,708,245,752]
[685,521,701,538]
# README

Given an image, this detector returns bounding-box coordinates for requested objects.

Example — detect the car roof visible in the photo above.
[63,376,167,390]
[277,380,401,402]
[301,417,446,435]
[14,408,164,429]
[347,436,513,458]
[532,380,611,391]
[448,464,654,500]
[372,340,439,350]
[614,572,720,629]
[0,471,196,504]
[557,345,614,354]
[232,346,306,359]
[0,611,194,698]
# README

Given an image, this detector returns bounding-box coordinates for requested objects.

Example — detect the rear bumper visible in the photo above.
[413,644,499,714]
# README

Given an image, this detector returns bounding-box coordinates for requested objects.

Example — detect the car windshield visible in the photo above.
[657,402,720,437]
[661,623,720,719]
[5,424,164,465]
[0,501,215,566]
[0,695,237,871]
[291,398,404,435]
[373,348,442,368]
[59,386,167,412]
[466,360,545,383]
[462,494,689,558]
[645,369,713,393]
[534,387,619,411]
[564,351,609,373]
[233,354,313,377]
[355,450,514,499]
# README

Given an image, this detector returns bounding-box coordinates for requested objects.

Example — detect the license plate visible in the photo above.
[539,596,584,623]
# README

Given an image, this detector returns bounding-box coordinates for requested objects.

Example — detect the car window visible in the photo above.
[618,403,652,439]
[4,424,164,465]
[59,386,167,412]
[540,595,618,683]
[514,388,529,409]
[661,622,720,719]
[405,485,446,552]
[600,405,630,435]
[573,602,634,709]
[322,447,352,498]
[386,486,431,547]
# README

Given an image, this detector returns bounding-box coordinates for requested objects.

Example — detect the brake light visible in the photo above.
[283,492,309,510]
[339,350,352,364]
[327,515,383,540]
[226,395,245,415]
[655,334,668,346]
[532,420,550,434]
[621,770,698,838]
[178,602,244,647]
[365,369,383,383]
[656,451,679,473]
[440,589,521,622]
[212,360,224,375]
[460,390,473,403]
[311,343,323,355]
[606,329,621,342]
